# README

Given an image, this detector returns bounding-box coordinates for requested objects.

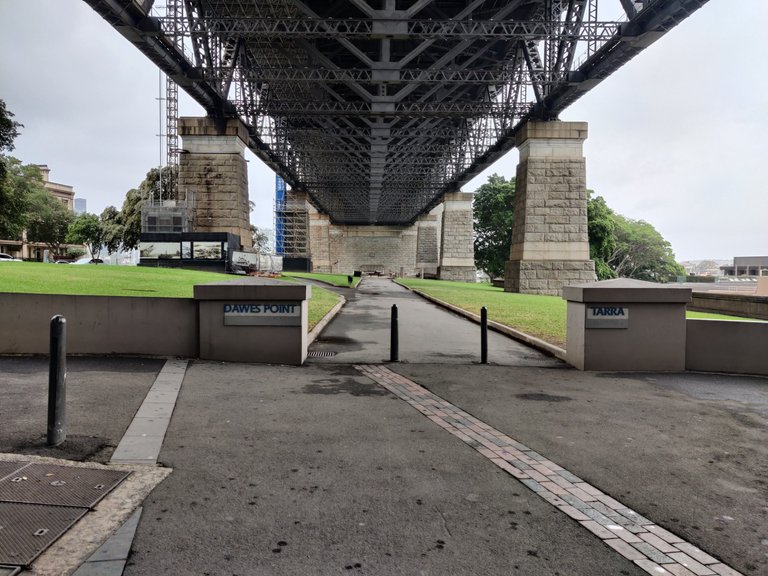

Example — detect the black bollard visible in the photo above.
[47,315,67,447]
[390,304,399,362]
[480,306,488,364]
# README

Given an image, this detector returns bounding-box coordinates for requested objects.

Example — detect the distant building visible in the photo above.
[720,256,768,277]
[74,198,87,215]
[0,165,78,260]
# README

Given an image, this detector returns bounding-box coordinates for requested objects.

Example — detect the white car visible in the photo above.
[0,253,22,261]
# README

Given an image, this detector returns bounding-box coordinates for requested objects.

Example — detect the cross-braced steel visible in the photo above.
[84,0,709,225]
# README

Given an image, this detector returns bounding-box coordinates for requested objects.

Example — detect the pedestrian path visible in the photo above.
[309,277,559,366]
[356,364,745,576]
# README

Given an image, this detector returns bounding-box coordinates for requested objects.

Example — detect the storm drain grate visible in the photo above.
[0,463,29,483]
[0,464,130,509]
[0,502,87,567]
[307,351,337,357]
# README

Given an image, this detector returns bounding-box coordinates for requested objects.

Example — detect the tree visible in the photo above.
[26,187,75,256]
[0,158,42,240]
[0,99,21,155]
[100,206,124,255]
[586,193,617,280]
[67,213,104,259]
[251,225,270,254]
[473,174,516,278]
[607,216,685,282]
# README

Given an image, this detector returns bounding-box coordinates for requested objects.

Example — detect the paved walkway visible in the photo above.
[308,277,558,366]
[0,278,766,575]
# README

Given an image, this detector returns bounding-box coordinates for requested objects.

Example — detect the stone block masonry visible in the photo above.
[505,121,595,295]
[178,117,252,249]
[439,192,476,282]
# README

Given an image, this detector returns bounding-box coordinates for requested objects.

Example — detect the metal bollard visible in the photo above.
[390,304,399,362]
[480,306,488,364]
[47,315,67,447]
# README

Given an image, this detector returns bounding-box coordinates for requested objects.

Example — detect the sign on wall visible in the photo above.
[585,306,629,329]
[224,302,301,326]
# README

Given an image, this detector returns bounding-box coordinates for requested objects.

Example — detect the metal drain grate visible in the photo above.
[0,565,21,576]
[307,350,337,357]
[0,464,130,509]
[0,502,87,567]
[0,463,29,483]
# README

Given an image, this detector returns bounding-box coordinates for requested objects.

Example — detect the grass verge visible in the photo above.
[0,262,340,332]
[397,278,760,348]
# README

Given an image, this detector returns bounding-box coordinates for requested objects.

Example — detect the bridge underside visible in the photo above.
[86,0,709,226]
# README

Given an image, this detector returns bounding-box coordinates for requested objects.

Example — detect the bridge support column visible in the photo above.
[416,214,439,277]
[504,121,596,295]
[438,192,476,282]
[179,117,252,249]
[309,211,331,273]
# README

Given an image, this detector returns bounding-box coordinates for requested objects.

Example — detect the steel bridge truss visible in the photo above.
[85,0,709,225]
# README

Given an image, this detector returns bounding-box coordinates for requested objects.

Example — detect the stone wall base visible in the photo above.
[505,260,596,295]
[438,266,476,282]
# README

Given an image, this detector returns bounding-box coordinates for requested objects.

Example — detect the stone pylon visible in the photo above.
[178,117,252,249]
[438,192,476,282]
[504,121,596,295]
[416,214,439,277]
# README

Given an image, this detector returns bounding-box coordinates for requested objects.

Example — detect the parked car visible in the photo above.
[0,253,22,261]
[73,257,104,264]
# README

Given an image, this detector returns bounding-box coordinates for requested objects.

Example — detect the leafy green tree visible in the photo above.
[100,206,124,255]
[586,193,617,280]
[67,213,104,259]
[607,216,685,282]
[0,158,42,240]
[0,99,21,155]
[251,225,271,254]
[26,187,75,256]
[473,174,516,278]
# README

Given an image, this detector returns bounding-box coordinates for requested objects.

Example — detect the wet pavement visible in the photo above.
[0,277,765,575]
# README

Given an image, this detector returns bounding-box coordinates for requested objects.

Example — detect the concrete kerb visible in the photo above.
[396,282,567,361]
[308,294,346,345]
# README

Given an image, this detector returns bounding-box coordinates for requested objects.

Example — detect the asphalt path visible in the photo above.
[308,277,560,367]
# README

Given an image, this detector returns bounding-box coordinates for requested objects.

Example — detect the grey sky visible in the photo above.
[0,0,765,261]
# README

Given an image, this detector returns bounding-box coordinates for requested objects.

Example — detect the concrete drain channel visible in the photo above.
[0,461,130,569]
[307,350,337,357]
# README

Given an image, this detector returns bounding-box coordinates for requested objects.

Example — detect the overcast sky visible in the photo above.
[0,0,765,261]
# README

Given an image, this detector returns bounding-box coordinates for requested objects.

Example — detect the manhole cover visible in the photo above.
[0,463,29,483]
[307,351,337,357]
[0,502,87,567]
[0,464,130,509]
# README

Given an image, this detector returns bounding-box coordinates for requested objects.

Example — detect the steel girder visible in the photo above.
[83,0,710,225]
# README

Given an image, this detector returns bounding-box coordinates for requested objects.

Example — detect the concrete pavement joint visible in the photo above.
[110,359,188,466]
[355,364,744,576]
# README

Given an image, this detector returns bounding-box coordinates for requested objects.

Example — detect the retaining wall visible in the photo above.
[686,319,768,376]
[689,292,768,320]
[0,293,197,356]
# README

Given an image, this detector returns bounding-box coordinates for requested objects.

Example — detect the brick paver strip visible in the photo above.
[356,365,744,576]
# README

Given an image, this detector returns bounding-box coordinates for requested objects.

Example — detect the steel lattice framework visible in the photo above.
[84,0,709,224]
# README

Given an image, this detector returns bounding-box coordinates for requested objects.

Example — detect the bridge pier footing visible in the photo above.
[504,121,596,295]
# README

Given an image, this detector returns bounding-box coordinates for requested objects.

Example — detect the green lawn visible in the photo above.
[397,278,760,348]
[0,262,340,331]
[282,271,361,288]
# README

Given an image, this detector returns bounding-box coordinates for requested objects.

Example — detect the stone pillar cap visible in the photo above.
[516,121,588,147]
[562,278,691,304]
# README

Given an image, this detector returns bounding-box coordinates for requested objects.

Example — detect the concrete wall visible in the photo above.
[0,293,197,356]
[686,319,768,375]
[689,292,768,320]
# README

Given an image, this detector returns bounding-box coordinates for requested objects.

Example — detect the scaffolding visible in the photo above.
[274,190,309,258]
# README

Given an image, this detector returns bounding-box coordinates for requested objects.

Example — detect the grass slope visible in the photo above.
[397,278,759,348]
[0,262,340,331]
